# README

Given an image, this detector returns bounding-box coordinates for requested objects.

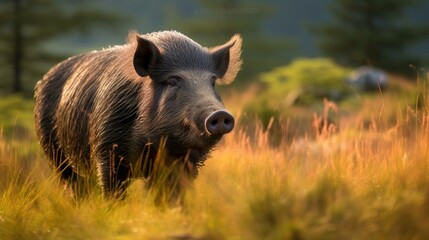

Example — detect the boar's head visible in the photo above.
[131,31,242,164]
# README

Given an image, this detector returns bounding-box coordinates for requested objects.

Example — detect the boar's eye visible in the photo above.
[211,76,217,87]
[167,76,181,87]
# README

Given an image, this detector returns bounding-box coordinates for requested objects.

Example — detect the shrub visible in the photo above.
[244,58,351,125]
[261,58,351,106]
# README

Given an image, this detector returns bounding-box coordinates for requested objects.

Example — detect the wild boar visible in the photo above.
[34,30,242,199]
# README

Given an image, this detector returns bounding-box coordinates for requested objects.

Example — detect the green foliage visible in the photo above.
[244,58,350,124]
[261,58,351,104]
[314,0,429,74]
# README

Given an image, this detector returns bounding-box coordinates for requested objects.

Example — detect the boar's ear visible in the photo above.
[210,34,243,85]
[133,36,161,77]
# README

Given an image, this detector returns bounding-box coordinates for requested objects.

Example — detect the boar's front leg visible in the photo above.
[91,82,140,198]
[92,116,136,198]
[95,145,132,198]
[92,117,136,198]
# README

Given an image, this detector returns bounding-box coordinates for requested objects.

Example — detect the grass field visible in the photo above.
[1,76,429,239]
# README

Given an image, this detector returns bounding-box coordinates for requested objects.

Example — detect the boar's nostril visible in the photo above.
[205,110,235,135]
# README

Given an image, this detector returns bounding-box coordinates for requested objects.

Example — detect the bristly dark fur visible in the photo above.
[34,30,242,199]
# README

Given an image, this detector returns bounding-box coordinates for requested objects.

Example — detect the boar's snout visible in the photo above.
[204,110,235,135]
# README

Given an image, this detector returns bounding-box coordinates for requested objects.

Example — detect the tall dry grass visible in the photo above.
[1,78,429,239]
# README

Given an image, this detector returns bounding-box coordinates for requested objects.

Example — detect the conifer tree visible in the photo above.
[315,0,429,73]
[0,0,122,93]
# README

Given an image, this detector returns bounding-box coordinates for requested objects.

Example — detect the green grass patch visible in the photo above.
[0,95,35,139]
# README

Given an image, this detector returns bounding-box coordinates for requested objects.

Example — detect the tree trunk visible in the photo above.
[365,0,376,66]
[12,0,22,93]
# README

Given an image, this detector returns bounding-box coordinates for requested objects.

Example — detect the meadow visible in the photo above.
[1,75,429,240]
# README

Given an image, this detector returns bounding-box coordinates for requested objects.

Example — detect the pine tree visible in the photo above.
[0,0,122,94]
[315,0,429,73]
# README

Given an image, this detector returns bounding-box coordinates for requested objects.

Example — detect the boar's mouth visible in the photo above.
[165,134,223,166]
